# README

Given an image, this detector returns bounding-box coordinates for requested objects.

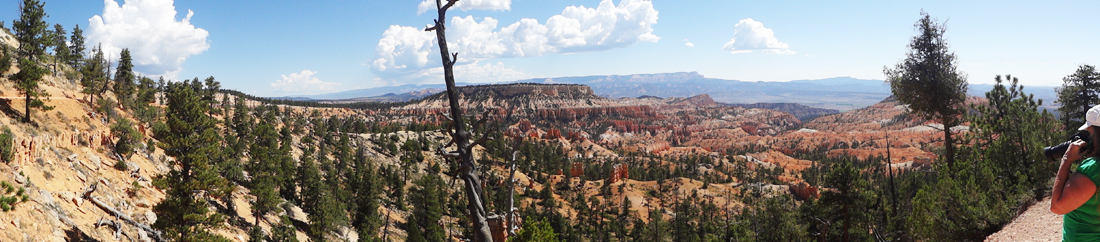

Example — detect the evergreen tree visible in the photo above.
[271,215,300,242]
[0,44,11,74]
[883,11,968,166]
[13,0,48,60]
[511,217,560,242]
[114,48,136,107]
[137,76,157,104]
[1056,65,1100,135]
[247,225,264,242]
[68,24,84,66]
[277,126,298,202]
[299,153,345,241]
[11,0,53,123]
[152,79,232,242]
[80,44,108,101]
[51,24,69,64]
[908,75,1065,241]
[351,149,383,239]
[817,161,874,241]
[247,110,287,217]
[406,174,447,242]
[110,118,141,160]
[13,58,51,122]
[973,75,1062,189]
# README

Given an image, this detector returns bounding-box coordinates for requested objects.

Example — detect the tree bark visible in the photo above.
[82,184,165,242]
[506,151,518,236]
[426,0,494,241]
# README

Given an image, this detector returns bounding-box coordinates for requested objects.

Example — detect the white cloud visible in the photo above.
[87,0,210,79]
[270,70,341,92]
[418,0,511,15]
[684,39,694,47]
[722,18,794,55]
[370,25,441,78]
[373,0,659,84]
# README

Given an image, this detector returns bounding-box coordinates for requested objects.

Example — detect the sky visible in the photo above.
[3,0,1098,97]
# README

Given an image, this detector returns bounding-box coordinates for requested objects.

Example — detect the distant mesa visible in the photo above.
[730,103,839,121]
[286,71,1059,112]
[421,83,597,102]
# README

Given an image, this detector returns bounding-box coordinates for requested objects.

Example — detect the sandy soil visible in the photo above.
[986,197,1061,242]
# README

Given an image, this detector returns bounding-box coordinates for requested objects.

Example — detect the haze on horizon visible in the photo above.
[6,0,1097,97]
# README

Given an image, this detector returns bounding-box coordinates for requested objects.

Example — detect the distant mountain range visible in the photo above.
[280,72,1059,112]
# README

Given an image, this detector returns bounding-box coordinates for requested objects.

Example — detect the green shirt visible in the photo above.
[1065,157,1100,242]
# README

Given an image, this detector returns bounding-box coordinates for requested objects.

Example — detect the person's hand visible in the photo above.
[1064,140,1089,162]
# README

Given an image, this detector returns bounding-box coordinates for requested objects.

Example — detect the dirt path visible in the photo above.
[986,197,1062,241]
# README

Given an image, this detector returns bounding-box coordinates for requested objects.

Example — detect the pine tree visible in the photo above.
[110,118,141,160]
[1056,65,1100,135]
[278,126,298,202]
[152,79,232,242]
[12,0,53,123]
[407,174,447,242]
[51,24,69,64]
[0,44,11,74]
[68,24,84,66]
[80,44,108,101]
[351,149,383,239]
[271,215,300,242]
[247,110,287,217]
[137,76,157,104]
[114,48,136,107]
[299,152,346,241]
[883,11,968,166]
[13,0,48,60]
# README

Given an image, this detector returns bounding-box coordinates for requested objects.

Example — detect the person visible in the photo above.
[1052,105,1100,241]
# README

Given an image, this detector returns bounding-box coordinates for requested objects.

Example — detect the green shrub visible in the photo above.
[511,217,560,242]
[0,181,27,212]
[0,44,11,74]
[114,160,129,171]
[111,118,141,159]
[96,97,118,120]
[0,128,13,163]
[150,121,169,140]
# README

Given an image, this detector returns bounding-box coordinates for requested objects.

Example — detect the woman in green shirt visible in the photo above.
[1053,105,1100,241]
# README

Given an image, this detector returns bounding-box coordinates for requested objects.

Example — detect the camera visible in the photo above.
[1044,131,1093,162]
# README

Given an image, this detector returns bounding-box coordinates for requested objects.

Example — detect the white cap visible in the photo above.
[1080,105,1100,131]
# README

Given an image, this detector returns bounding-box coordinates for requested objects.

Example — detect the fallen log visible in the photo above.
[95,217,126,241]
[82,184,165,242]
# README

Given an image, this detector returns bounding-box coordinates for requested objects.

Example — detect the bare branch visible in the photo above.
[441,139,456,149]
[471,134,493,148]
[473,110,492,130]
[442,0,458,11]
[84,184,165,242]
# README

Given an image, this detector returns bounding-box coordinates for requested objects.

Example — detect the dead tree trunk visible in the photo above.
[425,0,494,241]
[506,151,518,236]
[82,184,165,242]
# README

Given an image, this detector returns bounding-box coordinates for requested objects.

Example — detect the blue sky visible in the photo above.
[4,0,1098,97]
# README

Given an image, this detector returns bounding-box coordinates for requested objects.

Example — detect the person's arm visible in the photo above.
[1051,140,1098,214]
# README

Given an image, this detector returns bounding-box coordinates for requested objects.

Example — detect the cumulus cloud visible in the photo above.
[418,0,511,15]
[270,70,341,92]
[87,0,210,79]
[684,39,694,47]
[722,18,794,55]
[373,0,659,83]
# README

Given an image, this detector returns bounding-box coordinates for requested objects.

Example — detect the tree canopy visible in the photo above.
[1056,64,1100,135]
[883,11,968,166]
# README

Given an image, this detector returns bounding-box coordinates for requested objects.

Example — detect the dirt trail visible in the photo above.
[986,197,1062,242]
